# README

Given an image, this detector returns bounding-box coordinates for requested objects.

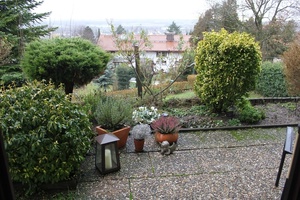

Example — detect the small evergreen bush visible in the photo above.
[116,65,135,90]
[237,99,265,124]
[0,81,93,194]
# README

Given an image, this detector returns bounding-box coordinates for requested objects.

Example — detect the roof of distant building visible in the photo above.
[97,34,191,52]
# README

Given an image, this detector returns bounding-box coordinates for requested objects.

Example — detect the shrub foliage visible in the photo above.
[194,29,262,112]
[236,99,265,124]
[21,37,110,94]
[116,65,135,90]
[0,81,94,193]
[255,61,288,97]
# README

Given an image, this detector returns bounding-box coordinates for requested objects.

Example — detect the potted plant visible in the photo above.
[151,116,181,144]
[131,124,151,152]
[94,96,133,149]
[132,106,160,125]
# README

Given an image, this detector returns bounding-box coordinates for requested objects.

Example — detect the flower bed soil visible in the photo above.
[165,98,300,128]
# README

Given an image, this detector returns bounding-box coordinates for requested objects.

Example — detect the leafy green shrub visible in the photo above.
[256,61,288,97]
[194,29,262,112]
[0,81,93,193]
[237,100,265,124]
[94,96,133,131]
[132,106,160,124]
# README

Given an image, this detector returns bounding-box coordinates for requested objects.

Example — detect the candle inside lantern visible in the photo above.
[105,149,112,169]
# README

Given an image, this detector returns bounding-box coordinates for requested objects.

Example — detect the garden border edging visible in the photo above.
[179,123,299,132]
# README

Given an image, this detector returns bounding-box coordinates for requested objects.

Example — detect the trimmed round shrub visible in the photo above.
[0,81,94,193]
[194,29,261,112]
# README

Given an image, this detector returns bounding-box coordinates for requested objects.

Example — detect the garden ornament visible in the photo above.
[160,141,177,155]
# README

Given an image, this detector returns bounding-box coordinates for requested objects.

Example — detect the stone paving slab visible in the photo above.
[130,169,284,200]
[77,179,130,199]
[76,128,294,199]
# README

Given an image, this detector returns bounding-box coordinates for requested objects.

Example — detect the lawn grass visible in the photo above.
[165,90,263,101]
[74,82,99,97]
[165,90,196,100]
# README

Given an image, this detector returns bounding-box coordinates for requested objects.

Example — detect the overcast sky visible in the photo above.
[35,0,209,21]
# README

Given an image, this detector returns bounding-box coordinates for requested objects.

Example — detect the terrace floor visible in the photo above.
[76,127,292,199]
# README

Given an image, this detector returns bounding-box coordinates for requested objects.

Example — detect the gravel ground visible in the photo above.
[19,128,294,199]
[74,128,292,200]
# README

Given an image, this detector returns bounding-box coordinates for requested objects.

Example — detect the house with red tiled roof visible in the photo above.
[97,33,191,72]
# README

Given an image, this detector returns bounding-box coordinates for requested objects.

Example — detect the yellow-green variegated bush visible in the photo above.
[194,29,262,113]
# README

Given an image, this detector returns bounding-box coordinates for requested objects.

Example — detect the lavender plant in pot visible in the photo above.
[94,96,133,149]
[151,116,181,144]
[131,124,151,152]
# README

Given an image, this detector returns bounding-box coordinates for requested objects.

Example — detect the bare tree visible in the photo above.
[242,0,298,24]
[239,0,299,60]
[109,23,193,104]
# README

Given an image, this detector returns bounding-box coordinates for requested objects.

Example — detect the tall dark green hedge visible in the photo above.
[255,61,288,97]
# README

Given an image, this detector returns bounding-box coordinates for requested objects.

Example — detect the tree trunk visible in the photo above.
[64,82,74,95]
[134,45,142,98]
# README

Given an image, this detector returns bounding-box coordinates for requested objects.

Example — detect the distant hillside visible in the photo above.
[45,19,197,37]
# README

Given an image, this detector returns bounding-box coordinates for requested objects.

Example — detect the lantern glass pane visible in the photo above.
[95,142,102,171]
[105,143,118,170]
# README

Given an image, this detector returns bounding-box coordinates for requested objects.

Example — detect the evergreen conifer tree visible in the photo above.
[0,0,56,86]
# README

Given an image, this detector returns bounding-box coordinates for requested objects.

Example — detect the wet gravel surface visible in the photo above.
[76,128,292,199]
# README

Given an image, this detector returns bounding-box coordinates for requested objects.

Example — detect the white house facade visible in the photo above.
[97,33,191,72]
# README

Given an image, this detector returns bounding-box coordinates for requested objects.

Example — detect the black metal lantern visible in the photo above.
[95,133,120,175]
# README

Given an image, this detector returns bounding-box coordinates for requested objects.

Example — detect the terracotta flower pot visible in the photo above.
[134,139,145,152]
[155,132,178,144]
[96,126,130,149]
